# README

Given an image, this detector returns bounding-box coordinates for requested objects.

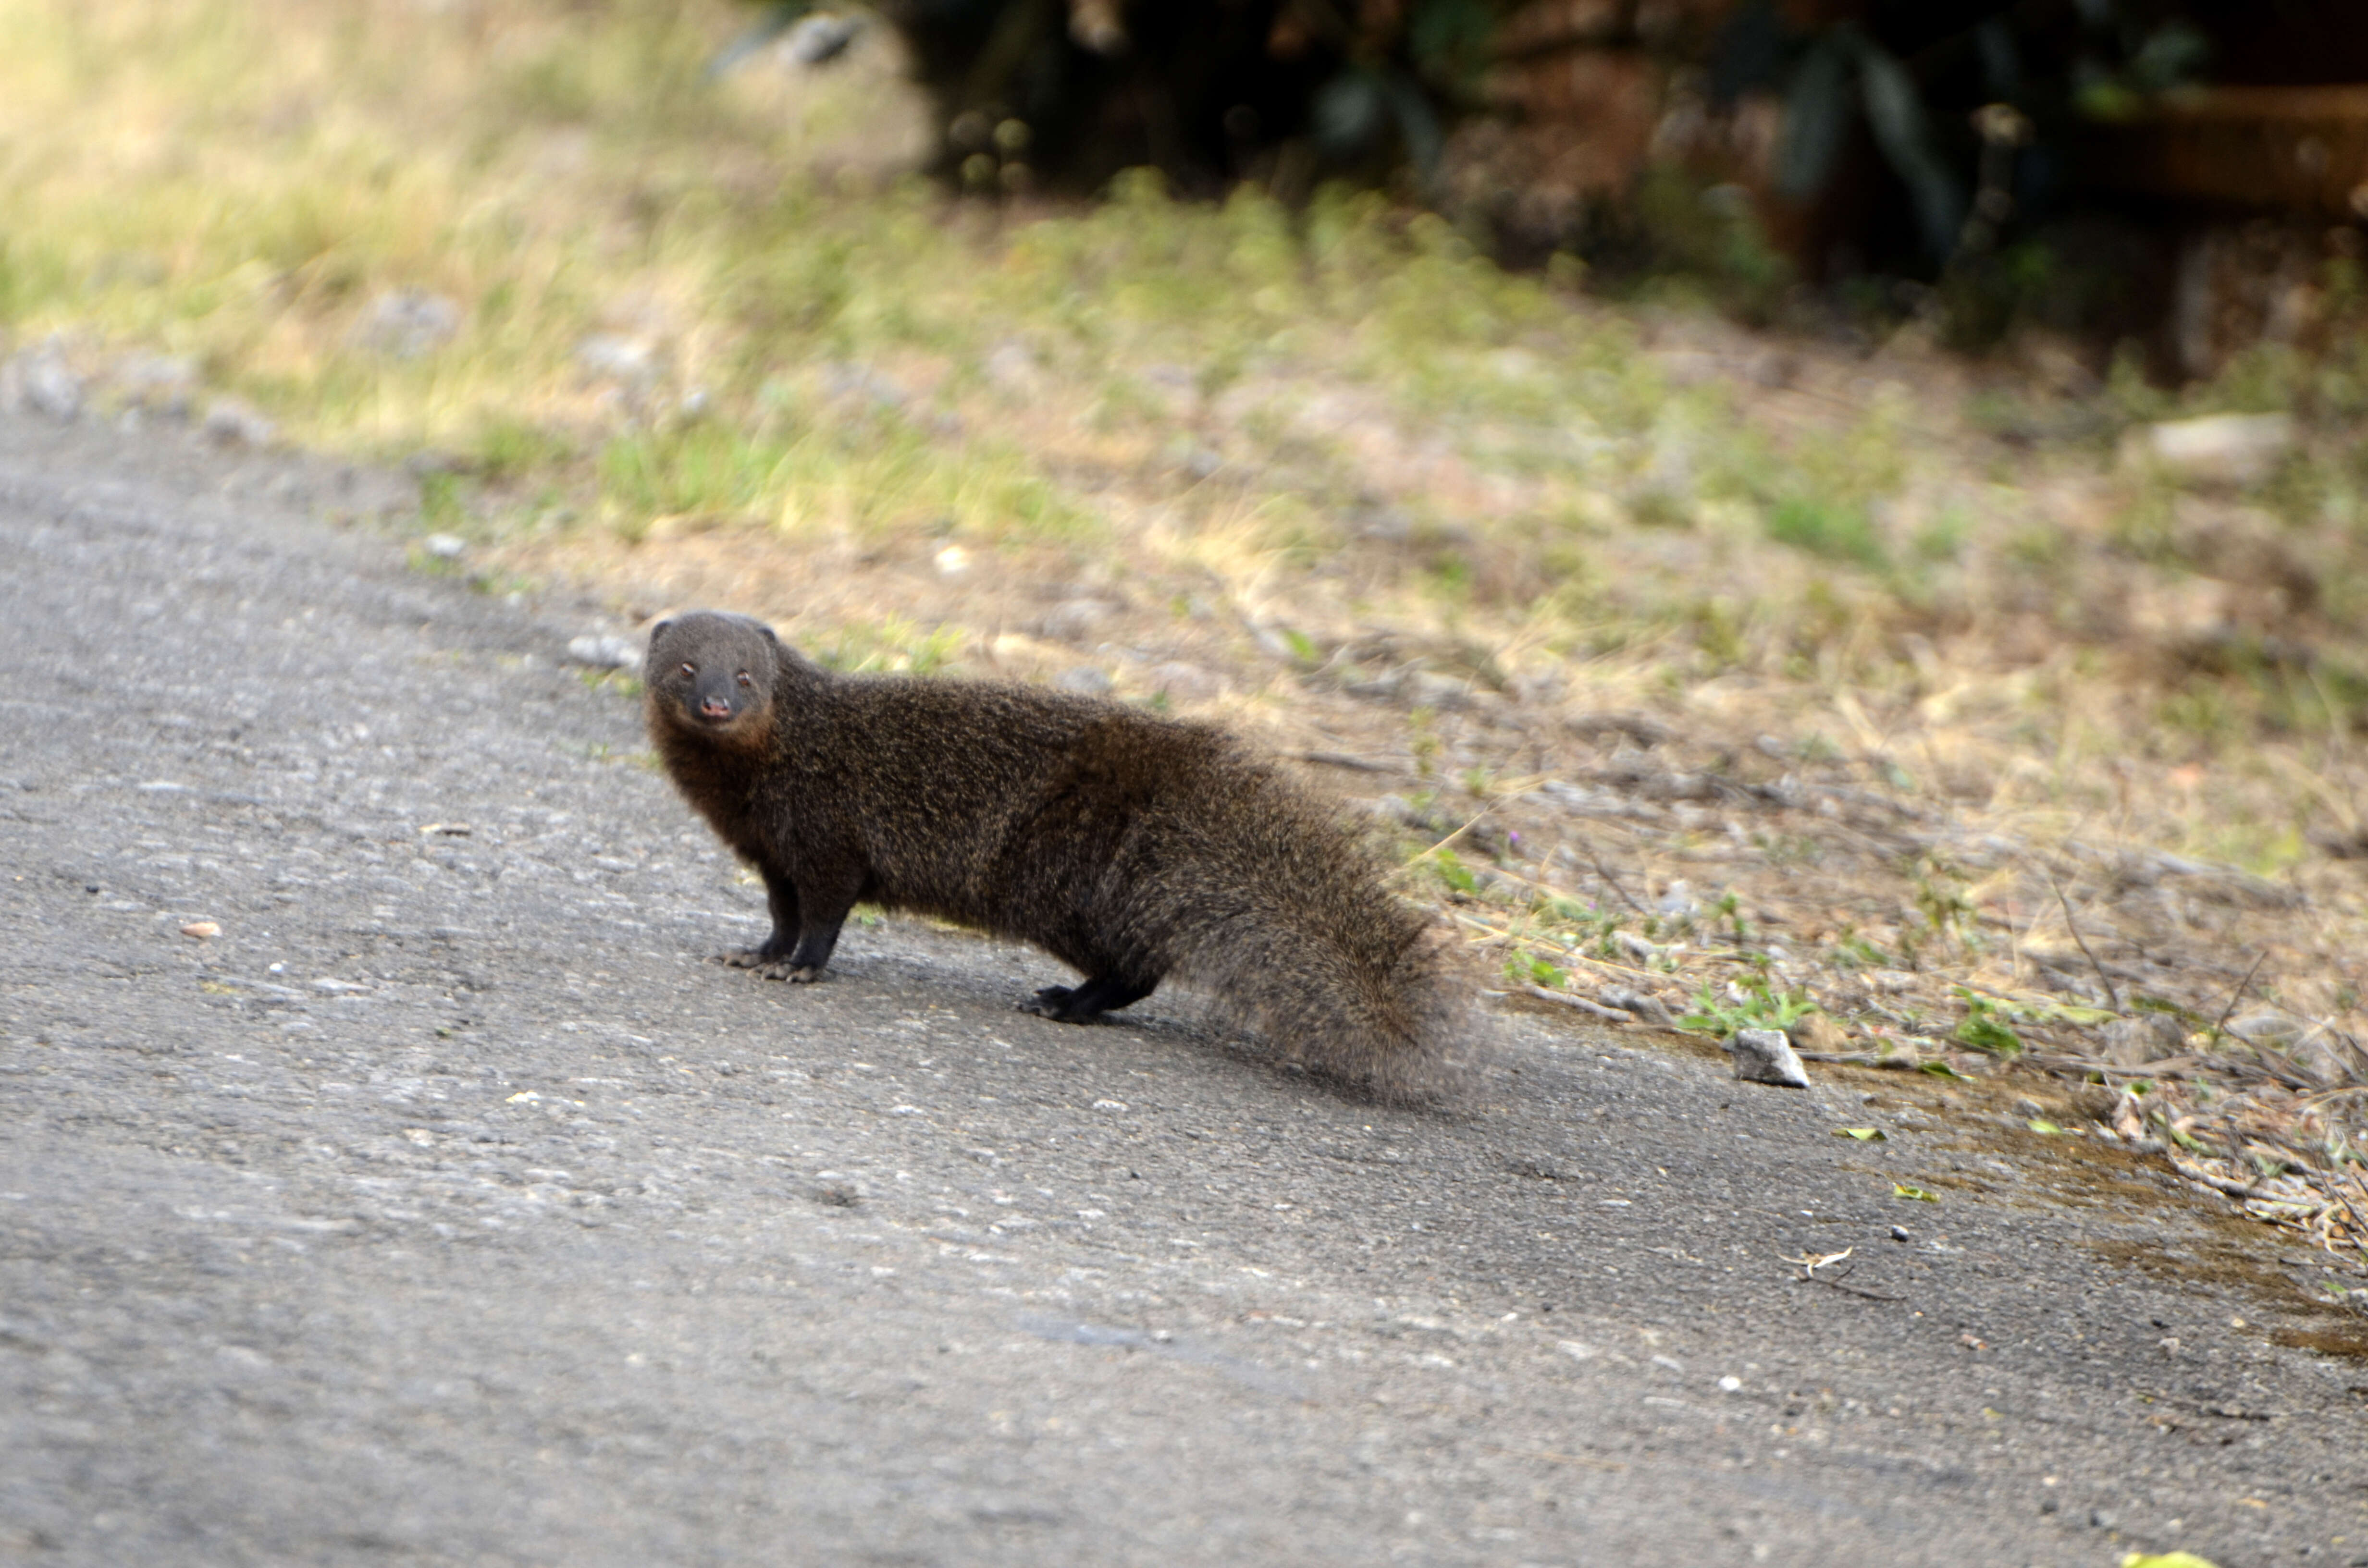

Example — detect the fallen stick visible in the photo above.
[1519,986,1634,1023]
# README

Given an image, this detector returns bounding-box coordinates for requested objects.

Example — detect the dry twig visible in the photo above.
[2212,951,2270,1039]
[1519,985,1632,1022]
[2044,866,2120,1013]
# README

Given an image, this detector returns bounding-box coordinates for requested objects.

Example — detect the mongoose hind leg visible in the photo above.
[1022,973,1158,1024]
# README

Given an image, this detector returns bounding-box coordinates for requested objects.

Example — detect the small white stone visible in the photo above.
[567,634,641,670]
[576,334,660,384]
[21,354,83,422]
[2129,412,2295,487]
[1727,1027,1809,1088]
[780,12,863,66]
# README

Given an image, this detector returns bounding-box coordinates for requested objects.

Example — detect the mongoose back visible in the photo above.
[644,610,1462,1097]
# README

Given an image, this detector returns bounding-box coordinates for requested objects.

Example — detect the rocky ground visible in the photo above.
[5,414,2368,1567]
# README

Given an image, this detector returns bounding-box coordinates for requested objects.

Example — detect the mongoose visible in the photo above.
[643,610,1461,1097]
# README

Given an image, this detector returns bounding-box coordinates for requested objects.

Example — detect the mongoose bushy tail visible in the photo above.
[643,610,1463,1098]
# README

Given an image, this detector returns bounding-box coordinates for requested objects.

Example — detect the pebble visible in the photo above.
[1147,661,1218,701]
[933,544,972,578]
[1612,931,1664,964]
[985,342,1041,394]
[1726,1027,1809,1089]
[1508,669,1565,706]
[1351,500,1413,542]
[116,352,197,408]
[7,345,85,422]
[780,11,863,66]
[2128,412,2294,487]
[1039,600,1111,643]
[567,634,642,670]
[2224,1010,2302,1047]
[202,398,276,448]
[355,289,462,358]
[576,334,660,385]
[2099,1012,2184,1067]
[179,921,220,939]
[821,361,906,411]
[421,533,468,561]
[1404,670,1473,710]
[1055,666,1111,696]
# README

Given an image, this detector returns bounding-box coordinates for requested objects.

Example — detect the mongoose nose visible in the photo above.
[699,696,733,719]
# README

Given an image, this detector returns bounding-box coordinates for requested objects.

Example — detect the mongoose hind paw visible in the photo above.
[716,946,789,970]
[1020,985,1105,1024]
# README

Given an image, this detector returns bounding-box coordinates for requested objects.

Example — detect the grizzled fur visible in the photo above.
[643,610,1461,1098]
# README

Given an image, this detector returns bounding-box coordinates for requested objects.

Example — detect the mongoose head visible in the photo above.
[645,611,781,744]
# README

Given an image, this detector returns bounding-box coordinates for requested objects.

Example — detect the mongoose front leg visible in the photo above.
[718,866,802,977]
[763,869,864,984]
[1022,973,1158,1024]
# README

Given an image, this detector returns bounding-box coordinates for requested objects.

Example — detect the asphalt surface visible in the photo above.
[3,408,2367,1568]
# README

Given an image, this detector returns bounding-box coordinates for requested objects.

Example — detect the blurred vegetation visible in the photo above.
[7,0,2368,1118]
[7,0,2367,644]
[1717,0,2214,264]
[726,0,1509,195]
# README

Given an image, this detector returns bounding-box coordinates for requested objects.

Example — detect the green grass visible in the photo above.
[811,618,963,676]
[1765,495,1885,570]
[0,0,1715,568]
[14,5,2368,1068]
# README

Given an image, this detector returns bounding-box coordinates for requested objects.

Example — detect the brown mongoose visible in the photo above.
[642,610,1461,1097]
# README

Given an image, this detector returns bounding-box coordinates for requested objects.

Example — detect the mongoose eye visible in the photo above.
[679,662,696,677]
[736,672,752,687]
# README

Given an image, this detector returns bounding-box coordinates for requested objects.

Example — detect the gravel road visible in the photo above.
[3,409,2366,1568]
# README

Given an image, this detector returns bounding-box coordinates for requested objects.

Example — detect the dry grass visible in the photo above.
[7,0,2367,1271]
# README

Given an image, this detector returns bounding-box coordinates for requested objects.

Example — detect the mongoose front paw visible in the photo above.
[713,949,824,982]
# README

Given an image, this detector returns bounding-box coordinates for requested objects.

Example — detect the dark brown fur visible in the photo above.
[644,610,1462,1097]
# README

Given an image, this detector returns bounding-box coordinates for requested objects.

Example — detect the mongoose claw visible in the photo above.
[746,960,827,983]
[715,946,785,970]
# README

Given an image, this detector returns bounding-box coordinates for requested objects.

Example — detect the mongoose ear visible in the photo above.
[651,619,673,639]
[758,623,781,645]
